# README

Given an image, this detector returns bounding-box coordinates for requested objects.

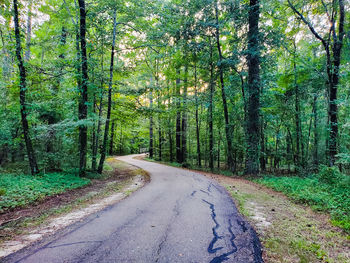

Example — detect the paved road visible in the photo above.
[4,155,263,263]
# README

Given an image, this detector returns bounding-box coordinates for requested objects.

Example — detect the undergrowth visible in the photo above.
[255,166,350,232]
[0,173,90,213]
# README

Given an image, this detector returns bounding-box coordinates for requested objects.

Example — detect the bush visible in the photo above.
[317,165,342,185]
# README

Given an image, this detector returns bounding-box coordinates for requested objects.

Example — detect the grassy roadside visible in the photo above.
[223,178,350,263]
[0,157,149,245]
[0,173,90,213]
[144,158,350,262]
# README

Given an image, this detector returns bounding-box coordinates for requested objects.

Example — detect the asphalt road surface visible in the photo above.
[4,154,263,263]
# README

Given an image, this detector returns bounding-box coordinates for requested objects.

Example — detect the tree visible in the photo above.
[98,9,117,174]
[78,0,89,177]
[245,0,261,175]
[13,0,39,175]
[288,0,346,166]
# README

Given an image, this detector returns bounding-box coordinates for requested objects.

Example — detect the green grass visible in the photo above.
[255,166,350,232]
[0,172,90,213]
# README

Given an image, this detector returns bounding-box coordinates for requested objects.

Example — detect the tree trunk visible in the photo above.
[245,0,261,175]
[294,48,303,170]
[92,55,104,171]
[194,59,201,167]
[181,64,188,165]
[13,0,39,175]
[175,69,182,163]
[78,0,88,176]
[109,120,115,155]
[208,41,214,171]
[98,10,117,174]
[215,0,235,173]
[149,77,154,159]
[260,116,266,171]
[287,0,345,167]
[313,95,319,169]
[24,1,32,61]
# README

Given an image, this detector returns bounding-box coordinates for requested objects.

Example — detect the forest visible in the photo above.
[0,0,350,228]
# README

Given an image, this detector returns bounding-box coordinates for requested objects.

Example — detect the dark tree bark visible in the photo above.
[98,10,117,174]
[25,1,32,61]
[149,77,154,159]
[157,99,162,161]
[294,51,303,170]
[181,64,188,164]
[194,59,201,167]
[313,95,319,169]
[109,120,115,155]
[175,69,182,163]
[245,0,261,175]
[92,55,105,171]
[288,0,345,167]
[208,41,214,171]
[13,0,39,175]
[260,117,266,171]
[167,83,174,162]
[215,0,235,173]
[78,0,88,176]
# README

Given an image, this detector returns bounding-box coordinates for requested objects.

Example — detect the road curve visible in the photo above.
[4,154,263,263]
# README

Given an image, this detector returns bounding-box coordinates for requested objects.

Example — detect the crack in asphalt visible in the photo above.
[202,200,238,263]
[200,189,210,196]
[190,190,197,197]
[208,183,213,193]
[47,240,103,249]
[155,199,181,262]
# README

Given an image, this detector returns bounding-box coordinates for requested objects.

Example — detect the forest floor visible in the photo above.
[0,158,149,258]
[198,171,350,263]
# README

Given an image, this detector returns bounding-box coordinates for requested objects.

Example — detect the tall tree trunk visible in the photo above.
[109,120,115,155]
[313,95,319,169]
[293,47,303,170]
[167,83,174,162]
[78,0,88,177]
[119,126,123,154]
[328,0,344,166]
[92,55,104,171]
[288,0,345,167]
[260,116,266,171]
[194,59,201,167]
[13,0,39,175]
[175,69,182,163]
[149,77,154,159]
[215,0,235,173]
[245,0,261,175]
[25,1,32,61]
[208,41,214,171]
[181,64,188,164]
[98,10,117,174]
[287,128,292,172]
[217,129,221,169]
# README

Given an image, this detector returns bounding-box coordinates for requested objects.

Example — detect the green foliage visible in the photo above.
[255,172,350,232]
[318,165,342,185]
[0,173,90,212]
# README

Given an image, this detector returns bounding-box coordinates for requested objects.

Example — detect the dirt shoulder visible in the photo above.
[201,171,350,263]
[0,157,149,258]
